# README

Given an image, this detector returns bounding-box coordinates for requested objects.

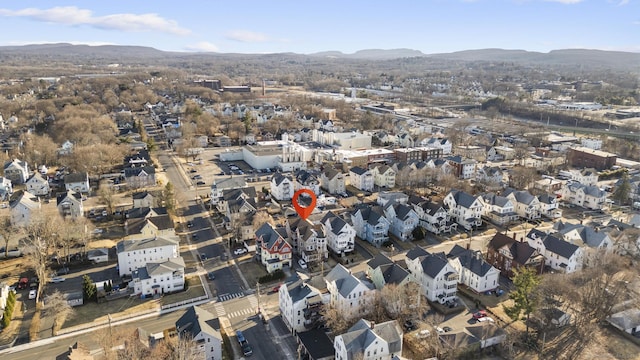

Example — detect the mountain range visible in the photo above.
[1,43,639,70]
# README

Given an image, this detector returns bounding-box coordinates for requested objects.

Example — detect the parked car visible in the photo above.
[236,330,247,345]
[270,284,281,294]
[477,317,494,323]
[442,326,453,332]
[233,248,247,256]
[241,342,253,357]
[403,320,417,331]
[298,259,307,269]
[196,180,205,186]
[17,277,29,289]
[207,272,216,280]
[200,253,208,261]
[473,310,488,319]
[28,289,37,299]
[187,221,193,228]
[49,277,66,283]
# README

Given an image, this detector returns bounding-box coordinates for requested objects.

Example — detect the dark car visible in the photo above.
[241,342,253,357]
[207,272,215,280]
[403,320,417,331]
[200,253,208,261]
[196,180,205,186]
[443,326,453,332]
[187,221,193,228]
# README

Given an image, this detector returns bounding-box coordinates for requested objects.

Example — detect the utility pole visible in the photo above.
[256,281,261,314]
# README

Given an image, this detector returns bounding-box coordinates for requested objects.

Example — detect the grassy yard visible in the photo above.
[160,276,206,306]
[62,296,160,329]
[237,260,268,287]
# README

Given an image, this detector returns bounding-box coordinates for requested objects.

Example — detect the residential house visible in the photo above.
[321,211,355,256]
[131,257,185,297]
[526,229,583,273]
[64,172,90,193]
[440,324,506,351]
[476,167,504,189]
[3,159,29,184]
[210,177,248,206]
[503,188,541,221]
[124,166,156,189]
[349,167,374,192]
[376,191,408,207]
[554,221,613,251]
[409,196,456,235]
[125,207,167,220]
[370,164,396,189]
[334,319,403,360]
[568,168,599,186]
[446,155,477,179]
[56,190,84,219]
[561,182,607,210]
[175,306,223,360]
[9,190,41,227]
[366,254,411,290]
[382,202,419,241]
[294,169,321,196]
[350,205,390,247]
[58,140,74,155]
[24,173,49,197]
[124,150,151,168]
[421,138,452,155]
[116,236,179,277]
[397,133,414,148]
[279,280,324,335]
[486,232,545,278]
[287,218,328,265]
[132,191,158,209]
[270,173,295,201]
[321,168,346,195]
[324,264,375,318]
[538,193,563,219]
[447,245,501,293]
[255,223,292,273]
[608,308,640,336]
[479,193,519,226]
[405,247,458,304]
[216,188,257,228]
[125,214,175,240]
[443,190,483,231]
[0,177,12,201]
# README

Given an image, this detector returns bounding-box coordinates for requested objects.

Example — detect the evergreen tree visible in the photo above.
[612,171,631,205]
[503,267,540,336]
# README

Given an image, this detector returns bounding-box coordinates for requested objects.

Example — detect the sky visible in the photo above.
[0,0,638,54]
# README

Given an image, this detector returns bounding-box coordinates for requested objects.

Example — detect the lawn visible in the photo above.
[61,296,160,330]
[237,260,268,287]
[160,276,206,305]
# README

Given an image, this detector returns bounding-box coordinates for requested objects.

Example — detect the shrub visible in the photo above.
[258,269,285,284]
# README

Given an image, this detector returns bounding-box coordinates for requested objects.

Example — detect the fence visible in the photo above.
[160,295,209,311]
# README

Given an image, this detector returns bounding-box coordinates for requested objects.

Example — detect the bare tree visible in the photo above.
[321,304,355,335]
[23,211,61,303]
[0,215,20,258]
[43,290,74,335]
[98,180,117,215]
[251,210,273,230]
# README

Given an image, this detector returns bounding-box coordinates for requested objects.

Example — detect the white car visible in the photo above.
[28,289,37,299]
[50,277,66,283]
[298,259,307,269]
[93,228,104,234]
[233,248,247,256]
[477,317,494,323]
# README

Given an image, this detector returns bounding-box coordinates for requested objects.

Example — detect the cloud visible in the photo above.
[225,30,268,43]
[0,6,190,35]
[183,41,219,52]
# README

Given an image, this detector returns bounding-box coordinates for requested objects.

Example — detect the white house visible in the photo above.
[9,190,41,227]
[370,164,396,189]
[479,193,519,226]
[422,138,452,155]
[410,197,457,235]
[210,177,248,206]
[443,190,483,231]
[561,182,607,210]
[321,211,356,256]
[270,173,294,201]
[64,172,90,193]
[3,159,29,185]
[447,245,501,293]
[320,168,346,195]
[56,190,84,219]
[349,166,374,192]
[383,202,419,241]
[580,138,603,150]
[538,193,563,220]
[175,306,223,360]
[0,177,13,201]
[132,191,158,209]
[350,205,390,247]
[527,229,583,273]
[554,221,613,251]
[334,319,403,360]
[405,247,458,304]
[294,169,321,196]
[131,256,185,297]
[255,223,292,273]
[568,168,599,186]
[324,264,375,319]
[116,236,179,277]
[25,173,50,197]
[279,280,324,335]
[287,218,328,265]
[503,188,541,221]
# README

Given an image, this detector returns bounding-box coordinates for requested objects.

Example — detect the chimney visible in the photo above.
[370,321,375,329]
[466,241,471,250]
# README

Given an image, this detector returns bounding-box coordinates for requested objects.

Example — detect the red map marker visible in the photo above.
[292,189,316,220]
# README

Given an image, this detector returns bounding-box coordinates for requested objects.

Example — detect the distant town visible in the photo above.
[0,45,639,360]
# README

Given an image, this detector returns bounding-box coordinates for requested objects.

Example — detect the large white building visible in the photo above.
[175,306,223,360]
[405,247,458,305]
[116,237,179,277]
[321,212,356,256]
[279,280,324,335]
[324,264,375,319]
[334,319,403,360]
[131,256,185,297]
[270,173,294,201]
[349,166,374,192]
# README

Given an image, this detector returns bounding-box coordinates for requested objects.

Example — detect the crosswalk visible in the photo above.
[217,292,245,302]
[213,301,226,317]
[226,307,256,319]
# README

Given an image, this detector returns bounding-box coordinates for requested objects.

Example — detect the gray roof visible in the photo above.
[555,222,608,248]
[339,319,403,358]
[123,166,155,177]
[144,256,185,277]
[379,263,410,285]
[322,167,342,180]
[132,191,152,200]
[367,253,393,270]
[481,193,511,207]
[64,172,88,184]
[175,306,221,341]
[448,189,478,208]
[271,172,292,186]
[447,244,495,277]
[503,188,536,205]
[116,236,178,254]
[528,229,580,259]
[352,204,388,226]
[255,223,286,250]
[321,211,348,234]
[211,176,247,191]
[538,193,556,204]
[406,246,429,260]
[349,166,369,176]
[608,308,640,331]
